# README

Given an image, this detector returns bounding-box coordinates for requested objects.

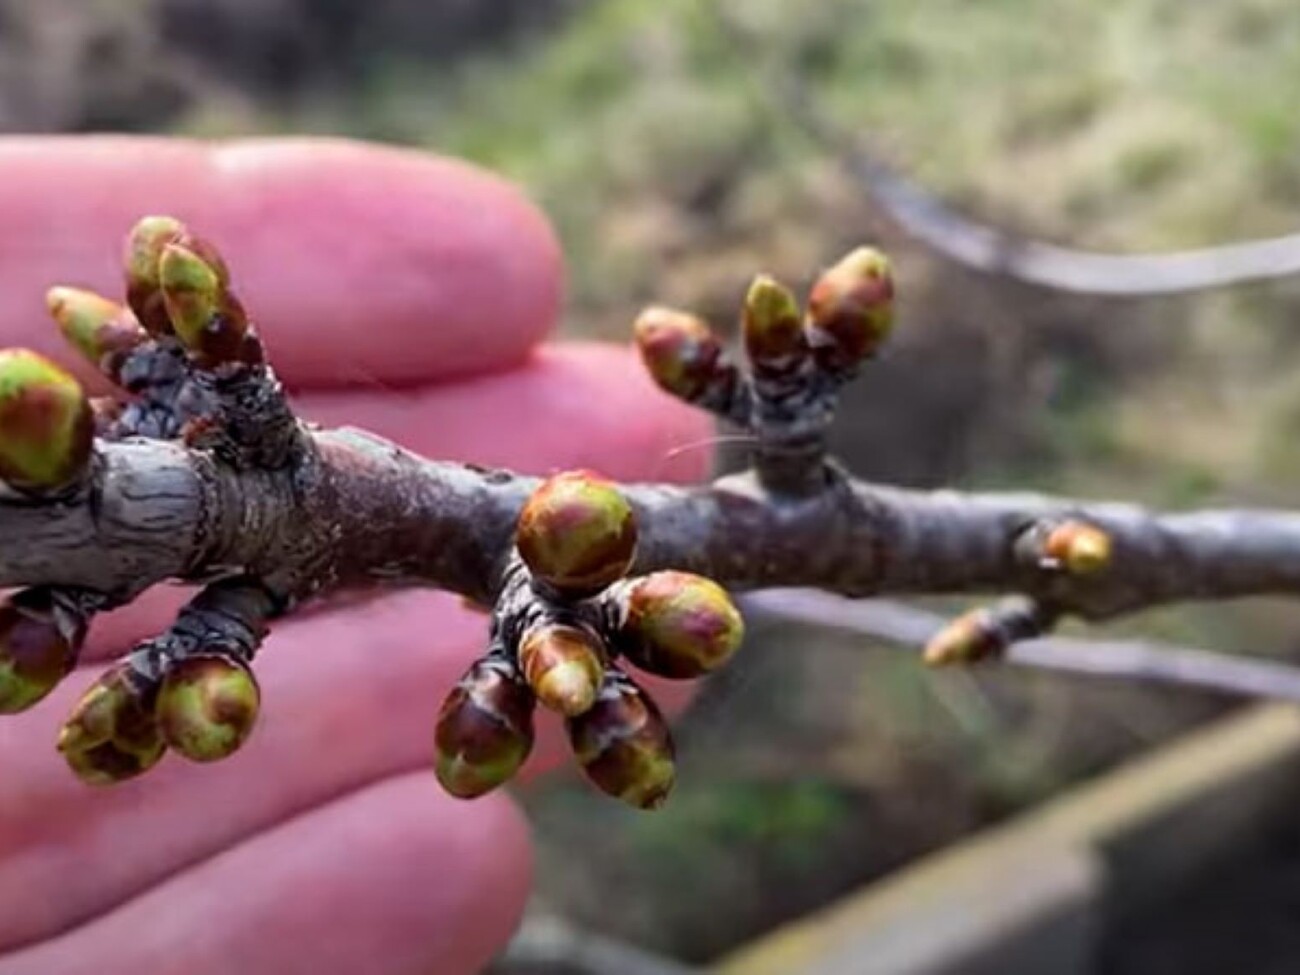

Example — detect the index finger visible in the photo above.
[0,136,563,387]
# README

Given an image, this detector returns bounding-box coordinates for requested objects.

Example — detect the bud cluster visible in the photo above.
[56,648,262,786]
[122,215,260,367]
[632,247,895,494]
[435,471,745,810]
[634,245,896,411]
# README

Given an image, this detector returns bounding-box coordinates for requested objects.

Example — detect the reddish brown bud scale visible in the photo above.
[742,274,807,376]
[0,590,85,714]
[567,672,675,810]
[0,349,94,491]
[618,571,744,679]
[805,247,895,372]
[156,654,260,762]
[45,287,147,384]
[516,471,638,596]
[634,306,735,402]
[518,624,605,716]
[59,663,165,785]
[435,657,535,799]
[1043,520,1113,576]
[922,609,1006,667]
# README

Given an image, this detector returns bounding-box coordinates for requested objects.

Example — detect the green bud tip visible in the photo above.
[156,654,260,762]
[618,571,744,680]
[45,287,146,372]
[0,590,84,714]
[159,242,250,364]
[633,306,729,401]
[567,672,675,810]
[743,274,806,368]
[435,657,535,799]
[159,242,220,341]
[0,349,93,491]
[58,663,165,786]
[519,624,605,717]
[516,471,638,596]
[805,247,895,371]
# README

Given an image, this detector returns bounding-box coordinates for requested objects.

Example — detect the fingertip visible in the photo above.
[0,136,565,385]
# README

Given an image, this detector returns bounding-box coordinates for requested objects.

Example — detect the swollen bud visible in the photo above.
[1043,520,1113,576]
[156,654,260,762]
[435,657,535,799]
[58,663,165,785]
[634,306,735,403]
[45,287,147,382]
[0,349,93,491]
[0,589,85,714]
[567,671,675,810]
[922,609,1004,667]
[743,274,806,376]
[518,624,605,716]
[124,215,186,335]
[805,247,895,372]
[160,243,250,364]
[516,471,638,596]
[617,571,744,679]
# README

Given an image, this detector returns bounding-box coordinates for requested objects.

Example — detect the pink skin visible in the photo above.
[0,138,712,975]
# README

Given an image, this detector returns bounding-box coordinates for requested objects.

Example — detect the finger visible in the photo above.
[296,341,719,473]
[0,136,562,385]
[3,774,532,975]
[0,591,688,951]
[79,342,714,660]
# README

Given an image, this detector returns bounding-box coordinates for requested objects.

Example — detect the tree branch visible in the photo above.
[5,213,1299,808]
[8,437,1300,622]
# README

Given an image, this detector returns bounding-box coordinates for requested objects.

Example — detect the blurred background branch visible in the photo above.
[744,591,1300,704]
[705,0,1300,296]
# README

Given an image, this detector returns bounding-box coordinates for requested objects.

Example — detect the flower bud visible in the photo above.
[634,306,735,402]
[518,624,605,716]
[160,243,250,364]
[1043,520,1112,576]
[742,274,806,376]
[156,654,260,762]
[568,672,675,809]
[45,287,147,382]
[124,216,230,337]
[805,247,895,372]
[516,471,638,596]
[922,609,1004,667]
[0,589,85,714]
[0,349,93,491]
[435,657,535,799]
[124,215,186,335]
[58,663,165,785]
[617,571,744,679]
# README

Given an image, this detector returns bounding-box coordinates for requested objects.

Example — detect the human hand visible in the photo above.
[0,137,710,974]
